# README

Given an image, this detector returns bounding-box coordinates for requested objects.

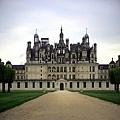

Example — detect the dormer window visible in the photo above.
[72,54,75,58]
[91,54,94,58]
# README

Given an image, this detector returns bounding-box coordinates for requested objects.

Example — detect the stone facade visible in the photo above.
[1,27,119,90]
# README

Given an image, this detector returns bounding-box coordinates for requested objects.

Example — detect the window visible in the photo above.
[83,82,86,88]
[47,82,50,88]
[25,82,28,88]
[52,82,55,88]
[57,67,59,72]
[70,82,72,88]
[40,82,42,88]
[60,58,61,63]
[77,82,79,88]
[64,67,67,72]
[69,75,71,79]
[90,74,91,79]
[72,67,75,72]
[90,66,91,72]
[73,75,75,79]
[100,75,103,79]
[92,66,95,72]
[17,76,19,80]
[21,76,23,79]
[60,67,63,72]
[104,75,107,79]
[92,74,95,79]
[72,54,75,58]
[69,67,71,72]
[57,75,59,79]
[17,82,20,88]
[33,82,35,88]
[99,82,102,88]
[72,60,75,63]
[106,82,109,88]
[60,74,63,78]
[64,74,67,79]
[104,70,107,73]
[92,82,94,88]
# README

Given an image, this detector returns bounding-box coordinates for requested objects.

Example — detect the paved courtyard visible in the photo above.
[0,91,120,120]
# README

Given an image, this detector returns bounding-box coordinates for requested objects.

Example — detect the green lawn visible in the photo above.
[0,90,55,113]
[70,90,120,105]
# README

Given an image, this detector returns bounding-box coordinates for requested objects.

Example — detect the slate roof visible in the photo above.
[12,65,25,70]
[98,64,109,69]
[109,60,115,64]
[6,61,11,64]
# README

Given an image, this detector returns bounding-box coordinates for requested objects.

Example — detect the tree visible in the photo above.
[7,67,11,92]
[108,68,116,91]
[0,63,15,92]
[109,67,120,92]
[8,69,15,92]
[0,63,5,92]
[114,67,120,92]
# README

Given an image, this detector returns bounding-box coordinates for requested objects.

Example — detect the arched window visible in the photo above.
[48,74,51,79]
[48,67,51,72]
[72,60,75,63]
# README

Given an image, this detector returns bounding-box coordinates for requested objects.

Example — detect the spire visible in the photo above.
[60,25,63,33]
[60,26,63,38]
[59,26,64,43]
[85,28,89,38]
[36,29,37,34]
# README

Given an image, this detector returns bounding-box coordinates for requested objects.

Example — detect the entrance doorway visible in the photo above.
[60,83,64,90]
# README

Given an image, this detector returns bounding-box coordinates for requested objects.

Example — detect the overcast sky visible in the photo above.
[0,0,120,65]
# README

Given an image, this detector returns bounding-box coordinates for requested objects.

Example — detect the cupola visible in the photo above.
[34,29,39,43]
[85,28,89,38]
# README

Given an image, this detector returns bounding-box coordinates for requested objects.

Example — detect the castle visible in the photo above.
[1,27,120,90]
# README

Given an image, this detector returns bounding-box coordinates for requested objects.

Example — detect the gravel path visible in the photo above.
[0,91,120,120]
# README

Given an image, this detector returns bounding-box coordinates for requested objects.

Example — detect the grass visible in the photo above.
[70,90,120,105]
[0,90,55,113]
